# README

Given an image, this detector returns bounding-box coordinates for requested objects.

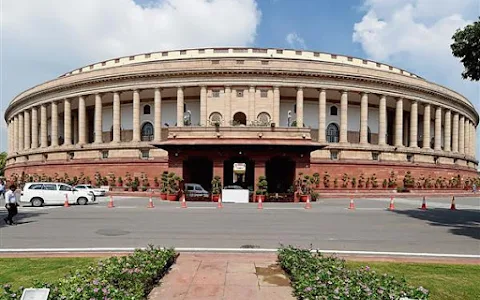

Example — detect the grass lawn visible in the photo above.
[0,257,99,289]
[346,261,480,300]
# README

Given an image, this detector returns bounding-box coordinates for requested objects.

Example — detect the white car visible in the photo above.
[21,182,95,207]
[185,183,209,197]
[74,184,107,197]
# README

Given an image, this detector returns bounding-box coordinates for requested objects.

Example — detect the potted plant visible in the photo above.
[131,177,139,192]
[403,171,415,188]
[312,173,320,188]
[211,175,222,202]
[323,171,330,188]
[299,174,313,202]
[342,173,349,188]
[160,171,169,200]
[154,176,160,188]
[167,172,181,201]
[255,176,268,202]
[117,176,123,187]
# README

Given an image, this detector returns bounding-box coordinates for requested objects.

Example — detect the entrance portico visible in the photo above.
[154,127,324,198]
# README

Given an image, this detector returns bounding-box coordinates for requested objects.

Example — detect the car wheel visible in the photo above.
[31,197,44,207]
[77,197,88,205]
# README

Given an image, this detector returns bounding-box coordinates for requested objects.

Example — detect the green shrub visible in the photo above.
[278,246,429,299]
[0,246,176,300]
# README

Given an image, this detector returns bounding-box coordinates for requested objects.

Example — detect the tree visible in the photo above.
[0,152,6,176]
[451,17,480,81]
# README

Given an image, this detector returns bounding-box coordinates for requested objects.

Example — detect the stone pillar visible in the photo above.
[434,106,442,151]
[452,113,459,152]
[296,87,304,127]
[18,112,24,151]
[200,86,207,126]
[360,92,369,144]
[273,86,280,126]
[24,110,30,150]
[423,104,431,149]
[378,95,386,146]
[13,116,18,152]
[154,88,162,141]
[94,93,103,144]
[31,107,38,149]
[7,120,11,153]
[394,98,403,147]
[409,100,418,148]
[464,119,470,154]
[78,96,86,145]
[132,89,141,141]
[40,104,48,148]
[444,110,451,152]
[176,87,184,127]
[51,101,58,147]
[472,123,477,157]
[459,115,465,154]
[340,91,348,143]
[225,86,232,124]
[318,89,326,143]
[63,99,72,146]
[248,86,255,123]
[112,91,121,143]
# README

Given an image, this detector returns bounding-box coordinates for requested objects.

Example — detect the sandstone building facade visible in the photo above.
[4,48,478,192]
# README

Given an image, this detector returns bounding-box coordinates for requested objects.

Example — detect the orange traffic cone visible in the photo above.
[349,197,355,210]
[257,197,263,209]
[304,195,312,209]
[420,196,427,210]
[217,194,223,209]
[450,196,456,210]
[148,195,155,208]
[108,195,115,208]
[388,196,395,210]
[181,194,187,208]
[64,194,70,208]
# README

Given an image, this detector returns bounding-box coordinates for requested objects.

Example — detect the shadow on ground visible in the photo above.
[0,209,44,229]
[393,208,480,240]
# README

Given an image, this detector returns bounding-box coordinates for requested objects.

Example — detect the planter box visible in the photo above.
[167,194,177,201]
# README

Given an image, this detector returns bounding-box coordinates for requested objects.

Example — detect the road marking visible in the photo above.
[263,207,305,210]
[175,207,216,209]
[0,247,478,258]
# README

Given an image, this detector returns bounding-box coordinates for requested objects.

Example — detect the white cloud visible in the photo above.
[0,0,261,151]
[285,32,306,49]
[353,0,480,161]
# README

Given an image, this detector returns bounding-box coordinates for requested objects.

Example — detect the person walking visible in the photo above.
[0,180,5,200]
[4,184,18,225]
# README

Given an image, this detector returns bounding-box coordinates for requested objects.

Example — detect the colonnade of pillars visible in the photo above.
[7,87,477,159]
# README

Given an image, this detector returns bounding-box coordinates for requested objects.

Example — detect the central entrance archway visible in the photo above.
[233,112,247,126]
[223,156,254,191]
[183,157,213,191]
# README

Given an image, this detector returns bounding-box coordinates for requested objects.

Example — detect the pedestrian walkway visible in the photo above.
[148,252,295,300]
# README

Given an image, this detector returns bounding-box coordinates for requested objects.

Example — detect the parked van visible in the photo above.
[20,182,95,207]
[185,183,209,197]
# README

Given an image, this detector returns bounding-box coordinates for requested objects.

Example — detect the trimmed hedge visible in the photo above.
[1,246,176,300]
[278,246,429,299]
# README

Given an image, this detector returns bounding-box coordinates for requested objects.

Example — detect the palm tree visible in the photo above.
[0,151,7,176]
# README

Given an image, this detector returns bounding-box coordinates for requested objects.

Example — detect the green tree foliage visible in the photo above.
[451,18,480,81]
[0,151,7,176]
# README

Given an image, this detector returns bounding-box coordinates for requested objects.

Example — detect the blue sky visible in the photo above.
[2,0,479,159]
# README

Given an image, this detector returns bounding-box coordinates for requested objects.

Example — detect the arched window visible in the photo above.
[209,112,223,126]
[233,112,247,126]
[257,112,271,126]
[143,105,151,115]
[330,106,338,116]
[326,123,339,143]
[141,122,154,141]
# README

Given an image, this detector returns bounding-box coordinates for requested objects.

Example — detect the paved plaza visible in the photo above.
[0,196,479,256]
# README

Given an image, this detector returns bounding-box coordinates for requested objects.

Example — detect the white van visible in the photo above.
[21,182,95,207]
[185,183,209,197]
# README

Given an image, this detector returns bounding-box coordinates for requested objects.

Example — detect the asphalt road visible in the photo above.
[0,196,479,255]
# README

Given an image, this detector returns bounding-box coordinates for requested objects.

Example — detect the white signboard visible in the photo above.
[222,189,249,203]
[21,288,50,300]
[233,163,246,174]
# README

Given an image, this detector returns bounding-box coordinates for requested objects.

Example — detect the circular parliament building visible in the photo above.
[4,47,479,193]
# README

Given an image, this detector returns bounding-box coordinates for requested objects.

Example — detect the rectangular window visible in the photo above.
[129,56,135,60]
[372,152,380,161]
[102,62,106,66]
[141,150,150,159]
[347,57,353,62]
[261,60,269,65]
[295,51,302,55]
[276,49,283,54]
[102,151,109,159]
[212,90,220,97]
[180,50,187,55]
[330,151,339,160]
[376,63,381,68]
[236,90,244,97]
[89,65,94,70]
[199,49,205,54]
[233,49,248,53]
[236,60,244,65]
[313,52,320,57]
[162,52,168,57]
[145,53,151,58]
[115,59,120,63]
[212,60,220,65]
[43,184,57,191]
[331,54,337,59]
[260,90,268,98]
[407,154,414,162]
[362,60,368,64]
[253,49,267,53]
[389,66,393,70]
